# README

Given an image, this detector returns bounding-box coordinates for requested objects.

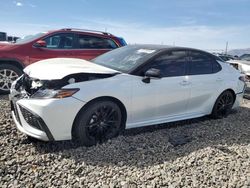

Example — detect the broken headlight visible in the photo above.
[31,88,79,99]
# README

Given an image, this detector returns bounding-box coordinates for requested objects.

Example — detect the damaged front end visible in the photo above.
[9,71,118,139]
[228,61,250,82]
[10,72,118,100]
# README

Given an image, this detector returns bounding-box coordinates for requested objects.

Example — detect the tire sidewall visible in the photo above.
[212,90,234,119]
[73,100,122,146]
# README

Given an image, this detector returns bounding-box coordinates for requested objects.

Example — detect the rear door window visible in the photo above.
[188,51,213,75]
[76,34,118,49]
[188,51,221,75]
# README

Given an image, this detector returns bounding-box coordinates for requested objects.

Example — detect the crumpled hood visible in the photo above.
[24,58,120,80]
[228,60,250,75]
[228,59,250,66]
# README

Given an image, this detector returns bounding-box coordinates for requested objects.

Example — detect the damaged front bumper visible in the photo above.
[10,100,52,141]
[9,78,86,141]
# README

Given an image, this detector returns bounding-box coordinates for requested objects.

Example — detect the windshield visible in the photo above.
[92,46,159,73]
[240,54,250,61]
[16,32,47,44]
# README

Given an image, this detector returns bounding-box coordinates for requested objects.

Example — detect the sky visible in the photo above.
[1,0,250,51]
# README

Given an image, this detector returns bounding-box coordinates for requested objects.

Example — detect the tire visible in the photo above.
[0,64,22,94]
[72,100,122,146]
[211,90,235,119]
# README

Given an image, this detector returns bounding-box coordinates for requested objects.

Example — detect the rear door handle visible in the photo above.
[180,80,191,86]
[216,78,223,82]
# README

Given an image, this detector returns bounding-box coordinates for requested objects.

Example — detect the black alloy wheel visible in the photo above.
[73,100,122,146]
[212,90,235,118]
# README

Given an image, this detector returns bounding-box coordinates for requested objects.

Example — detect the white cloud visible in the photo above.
[14,1,23,7]
[1,19,250,50]
[75,19,250,50]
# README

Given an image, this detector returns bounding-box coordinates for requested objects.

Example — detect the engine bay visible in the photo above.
[14,72,117,96]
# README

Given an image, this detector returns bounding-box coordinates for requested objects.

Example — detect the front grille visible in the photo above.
[19,105,44,131]
[13,104,54,141]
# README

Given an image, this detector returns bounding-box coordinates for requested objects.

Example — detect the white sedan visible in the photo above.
[228,54,250,81]
[10,45,246,146]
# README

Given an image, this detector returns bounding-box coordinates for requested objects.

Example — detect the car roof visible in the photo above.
[125,44,220,74]
[124,44,212,54]
[47,28,115,37]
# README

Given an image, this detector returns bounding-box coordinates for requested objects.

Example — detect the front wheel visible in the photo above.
[211,90,235,119]
[0,64,22,94]
[72,100,122,146]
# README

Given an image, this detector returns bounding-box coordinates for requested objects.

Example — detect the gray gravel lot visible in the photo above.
[0,95,250,188]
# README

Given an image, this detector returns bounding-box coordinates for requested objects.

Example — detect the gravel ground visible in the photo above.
[0,95,250,188]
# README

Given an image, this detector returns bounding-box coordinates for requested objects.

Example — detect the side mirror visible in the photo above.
[34,40,47,48]
[142,68,161,83]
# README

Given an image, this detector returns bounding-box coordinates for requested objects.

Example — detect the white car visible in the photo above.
[228,54,250,80]
[227,54,250,90]
[10,45,246,146]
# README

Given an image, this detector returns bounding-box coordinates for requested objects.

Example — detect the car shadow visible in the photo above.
[29,103,250,168]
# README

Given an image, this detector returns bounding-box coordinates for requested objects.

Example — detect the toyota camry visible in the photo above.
[9,45,246,146]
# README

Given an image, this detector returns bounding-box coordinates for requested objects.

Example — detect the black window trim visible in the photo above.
[75,33,119,50]
[33,32,77,50]
[133,49,189,77]
[187,50,222,75]
[32,31,120,50]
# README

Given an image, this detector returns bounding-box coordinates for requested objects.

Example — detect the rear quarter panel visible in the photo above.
[219,61,243,94]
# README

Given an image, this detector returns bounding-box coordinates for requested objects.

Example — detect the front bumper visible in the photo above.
[11,101,53,141]
[233,82,247,108]
[10,96,86,141]
[233,92,244,108]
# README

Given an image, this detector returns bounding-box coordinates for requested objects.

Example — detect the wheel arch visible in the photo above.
[214,88,236,107]
[223,88,236,102]
[71,96,127,138]
[0,58,25,70]
[211,88,236,116]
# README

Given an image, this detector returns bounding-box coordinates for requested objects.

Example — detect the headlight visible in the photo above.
[31,88,79,99]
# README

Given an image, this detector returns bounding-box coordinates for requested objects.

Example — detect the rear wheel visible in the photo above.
[211,90,235,119]
[73,100,122,146]
[0,64,22,94]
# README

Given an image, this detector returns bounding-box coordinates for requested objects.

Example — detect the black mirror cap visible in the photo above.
[145,68,161,78]
[142,68,161,83]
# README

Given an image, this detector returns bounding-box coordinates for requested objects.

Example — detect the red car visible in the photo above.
[0,28,126,93]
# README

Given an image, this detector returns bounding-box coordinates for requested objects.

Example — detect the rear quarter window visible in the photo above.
[212,60,222,73]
